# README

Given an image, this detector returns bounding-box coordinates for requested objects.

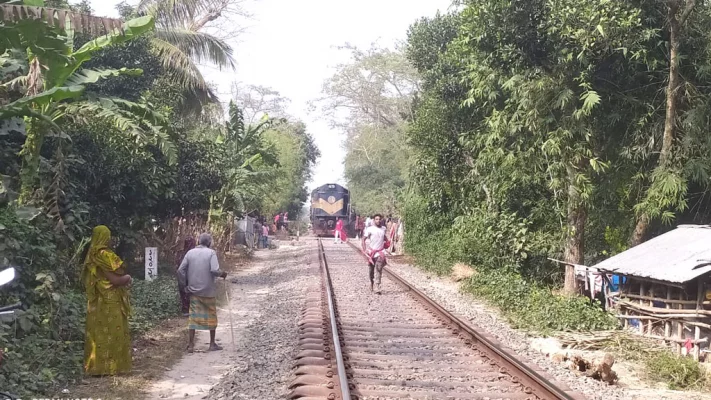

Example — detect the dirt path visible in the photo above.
[145,259,270,399]
[145,242,312,400]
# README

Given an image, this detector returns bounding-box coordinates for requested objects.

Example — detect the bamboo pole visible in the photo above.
[695,280,703,361]
[617,299,711,315]
[639,281,646,335]
[619,292,707,305]
[648,284,654,336]
[678,290,684,355]
[665,287,672,342]
[617,314,711,329]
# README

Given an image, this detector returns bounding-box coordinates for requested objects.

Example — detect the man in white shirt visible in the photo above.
[361,214,389,293]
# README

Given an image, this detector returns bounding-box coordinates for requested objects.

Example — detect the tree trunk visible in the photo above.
[563,164,586,295]
[660,4,681,168]
[17,57,45,205]
[18,121,44,205]
[629,212,650,247]
[630,0,694,246]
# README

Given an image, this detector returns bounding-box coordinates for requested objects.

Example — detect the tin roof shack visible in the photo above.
[593,225,711,361]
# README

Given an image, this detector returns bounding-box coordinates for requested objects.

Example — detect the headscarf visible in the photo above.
[82,226,126,304]
[176,236,196,267]
[83,225,113,273]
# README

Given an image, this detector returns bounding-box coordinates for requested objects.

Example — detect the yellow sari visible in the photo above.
[82,225,132,375]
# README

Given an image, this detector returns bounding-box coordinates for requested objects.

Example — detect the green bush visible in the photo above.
[0,274,181,397]
[130,275,181,334]
[466,269,619,333]
[403,193,617,333]
[645,351,707,390]
[0,293,85,396]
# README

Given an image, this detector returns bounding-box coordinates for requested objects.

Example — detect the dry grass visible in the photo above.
[67,317,189,400]
[451,262,476,282]
[389,254,417,264]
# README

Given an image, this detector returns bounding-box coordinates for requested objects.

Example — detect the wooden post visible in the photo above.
[639,281,646,334]
[665,286,672,344]
[677,289,684,355]
[648,284,655,336]
[695,280,703,361]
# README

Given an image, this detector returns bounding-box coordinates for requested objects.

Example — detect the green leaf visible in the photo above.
[0,86,84,120]
[15,206,41,221]
[65,68,143,86]
[596,24,605,37]
[22,0,44,5]
[48,16,155,87]
[580,90,601,112]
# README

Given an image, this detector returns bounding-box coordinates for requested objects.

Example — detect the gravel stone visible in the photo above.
[207,242,317,400]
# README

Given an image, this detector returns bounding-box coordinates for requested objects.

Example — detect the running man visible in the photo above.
[361,214,390,293]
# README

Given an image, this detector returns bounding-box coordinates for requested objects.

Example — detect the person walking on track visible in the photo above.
[178,233,228,353]
[362,214,390,293]
[355,215,365,239]
[334,218,345,244]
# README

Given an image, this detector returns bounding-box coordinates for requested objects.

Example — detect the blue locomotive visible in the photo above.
[310,183,355,237]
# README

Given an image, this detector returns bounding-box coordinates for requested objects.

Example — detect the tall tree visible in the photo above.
[314,44,418,216]
[630,0,701,245]
[136,0,237,109]
[232,83,291,123]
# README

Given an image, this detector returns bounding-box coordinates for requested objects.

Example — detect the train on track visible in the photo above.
[309,183,356,237]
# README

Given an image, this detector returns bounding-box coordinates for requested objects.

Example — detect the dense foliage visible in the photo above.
[0,0,317,396]
[325,1,711,284]
[404,1,711,285]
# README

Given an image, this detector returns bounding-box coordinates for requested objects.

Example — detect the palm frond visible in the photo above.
[150,35,220,104]
[154,28,235,70]
[65,68,143,86]
[60,98,177,164]
[138,0,218,28]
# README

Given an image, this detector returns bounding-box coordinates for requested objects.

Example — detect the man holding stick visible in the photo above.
[178,233,228,353]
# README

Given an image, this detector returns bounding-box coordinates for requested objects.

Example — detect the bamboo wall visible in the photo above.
[615,277,710,361]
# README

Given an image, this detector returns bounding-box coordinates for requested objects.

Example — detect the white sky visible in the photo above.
[87,0,451,192]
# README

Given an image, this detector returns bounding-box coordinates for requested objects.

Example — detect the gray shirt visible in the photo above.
[178,246,223,298]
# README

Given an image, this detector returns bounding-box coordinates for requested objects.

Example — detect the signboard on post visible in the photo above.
[145,247,158,281]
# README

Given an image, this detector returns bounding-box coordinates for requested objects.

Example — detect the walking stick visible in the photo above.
[223,278,236,352]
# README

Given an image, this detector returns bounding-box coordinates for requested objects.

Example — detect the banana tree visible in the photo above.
[1,11,175,204]
[211,102,280,216]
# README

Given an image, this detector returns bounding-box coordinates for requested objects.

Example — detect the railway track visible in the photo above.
[290,238,586,400]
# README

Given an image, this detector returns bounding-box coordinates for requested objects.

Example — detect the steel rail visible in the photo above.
[318,238,352,400]
[346,241,581,400]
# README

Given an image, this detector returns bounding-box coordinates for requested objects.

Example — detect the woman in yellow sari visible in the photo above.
[82,225,133,375]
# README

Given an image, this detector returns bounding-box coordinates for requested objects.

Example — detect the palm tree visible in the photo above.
[137,0,237,110]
